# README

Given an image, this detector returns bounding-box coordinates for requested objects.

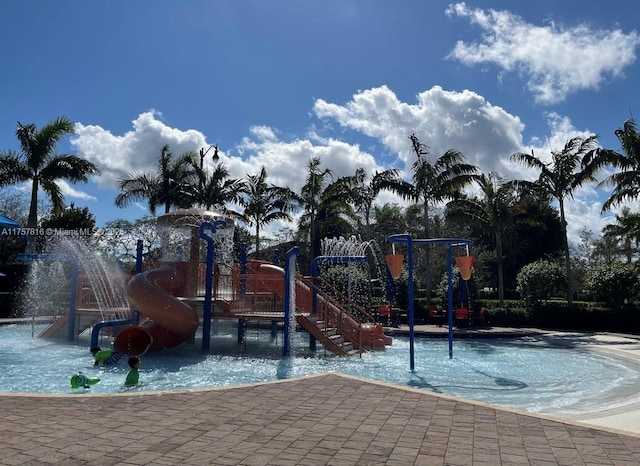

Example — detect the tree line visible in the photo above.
[1,115,639,310]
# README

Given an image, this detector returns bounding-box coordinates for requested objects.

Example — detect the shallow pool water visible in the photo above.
[1,323,638,415]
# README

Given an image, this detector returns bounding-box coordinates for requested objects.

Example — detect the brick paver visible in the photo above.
[1,373,640,465]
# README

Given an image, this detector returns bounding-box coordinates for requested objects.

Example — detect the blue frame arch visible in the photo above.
[387,235,473,370]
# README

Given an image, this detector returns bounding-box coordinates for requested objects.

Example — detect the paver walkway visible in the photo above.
[2,373,640,465]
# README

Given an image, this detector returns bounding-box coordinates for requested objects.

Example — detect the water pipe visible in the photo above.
[199,220,227,351]
[89,240,143,349]
[17,253,79,342]
[282,246,300,356]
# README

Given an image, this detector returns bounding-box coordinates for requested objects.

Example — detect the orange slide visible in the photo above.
[114,262,199,355]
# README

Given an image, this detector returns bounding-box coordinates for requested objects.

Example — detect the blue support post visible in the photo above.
[198,220,227,352]
[132,239,143,323]
[406,238,415,371]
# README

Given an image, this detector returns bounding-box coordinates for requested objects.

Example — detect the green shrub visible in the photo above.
[488,307,528,327]
[516,259,566,308]
[585,262,640,308]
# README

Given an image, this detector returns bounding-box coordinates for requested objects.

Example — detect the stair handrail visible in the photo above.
[298,275,377,352]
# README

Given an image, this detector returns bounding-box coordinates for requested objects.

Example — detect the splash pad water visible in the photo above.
[1,323,640,417]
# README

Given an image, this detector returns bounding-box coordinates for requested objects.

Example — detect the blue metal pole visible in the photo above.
[198,220,226,352]
[406,237,415,372]
[132,239,143,324]
[447,245,454,358]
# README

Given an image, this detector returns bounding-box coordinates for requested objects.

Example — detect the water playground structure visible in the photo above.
[385,235,474,370]
[18,209,395,358]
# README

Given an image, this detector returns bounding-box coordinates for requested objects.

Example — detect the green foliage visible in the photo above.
[584,262,640,307]
[92,216,160,266]
[516,259,566,307]
[486,306,528,327]
[41,203,96,231]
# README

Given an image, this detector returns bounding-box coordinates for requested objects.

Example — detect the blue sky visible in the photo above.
[1,1,639,245]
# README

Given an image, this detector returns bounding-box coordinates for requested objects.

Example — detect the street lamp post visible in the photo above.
[199,144,219,170]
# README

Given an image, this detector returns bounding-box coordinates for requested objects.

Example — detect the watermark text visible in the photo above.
[0,227,94,237]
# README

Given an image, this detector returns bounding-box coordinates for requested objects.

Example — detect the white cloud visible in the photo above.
[70,86,616,245]
[56,180,97,202]
[234,133,377,196]
[313,84,525,180]
[71,110,208,187]
[445,2,640,104]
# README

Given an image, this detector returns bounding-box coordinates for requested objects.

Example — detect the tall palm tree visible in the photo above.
[511,135,601,305]
[181,156,246,213]
[408,133,477,299]
[115,144,195,215]
[584,119,640,212]
[446,172,538,306]
[345,167,412,240]
[601,206,640,264]
[236,166,298,255]
[314,176,359,241]
[297,157,334,259]
[0,116,100,228]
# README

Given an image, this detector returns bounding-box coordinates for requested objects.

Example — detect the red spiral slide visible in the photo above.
[114,262,199,355]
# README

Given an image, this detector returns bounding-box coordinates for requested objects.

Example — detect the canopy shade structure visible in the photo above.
[0,215,20,229]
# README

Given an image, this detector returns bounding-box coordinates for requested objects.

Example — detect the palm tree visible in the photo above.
[345,167,412,240]
[0,116,100,228]
[585,119,640,212]
[181,155,246,213]
[297,157,334,259]
[511,135,601,306]
[446,172,538,306]
[601,206,640,264]
[236,166,298,255]
[115,144,195,215]
[315,176,359,241]
[408,133,477,299]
